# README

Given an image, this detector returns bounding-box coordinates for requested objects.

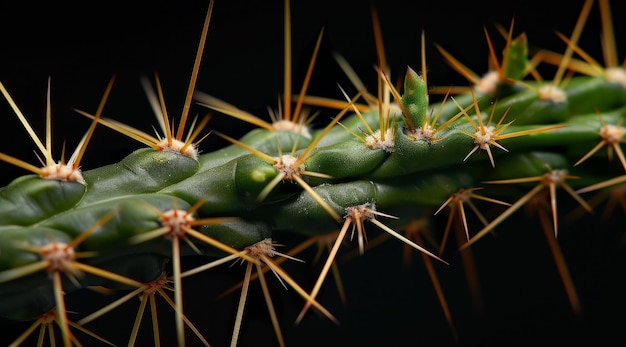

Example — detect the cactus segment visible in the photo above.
[0,177,86,226]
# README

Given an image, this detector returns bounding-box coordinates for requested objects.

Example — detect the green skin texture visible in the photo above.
[0,28,625,328]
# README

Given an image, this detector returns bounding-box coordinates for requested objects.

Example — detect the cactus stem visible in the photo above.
[213,131,336,216]
[3,0,626,344]
[215,98,360,221]
[0,209,137,286]
[126,197,237,250]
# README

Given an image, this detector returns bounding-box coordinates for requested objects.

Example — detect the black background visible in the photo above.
[0,1,625,346]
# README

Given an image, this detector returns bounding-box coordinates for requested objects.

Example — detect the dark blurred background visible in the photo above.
[0,1,625,346]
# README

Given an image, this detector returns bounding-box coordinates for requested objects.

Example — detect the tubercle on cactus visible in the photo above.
[1,0,626,346]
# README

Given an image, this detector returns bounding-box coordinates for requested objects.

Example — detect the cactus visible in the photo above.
[1,0,625,346]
